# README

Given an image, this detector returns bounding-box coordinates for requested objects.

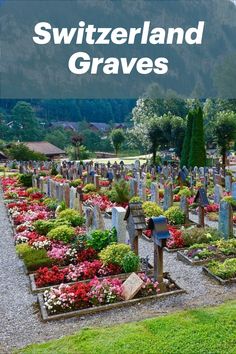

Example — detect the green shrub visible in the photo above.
[129,196,142,203]
[19,173,33,187]
[182,227,220,247]
[33,219,70,235]
[69,179,83,188]
[109,180,130,203]
[164,206,185,225]
[142,201,163,218]
[43,198,58,211]
[58,209,85,227]
[87,228,117,251]
[173,186,181,195]
[121,251,140,273]
[99,244,131,267]
[47,225,76,243]
[26,187,39,194]
[208,258,236,279]
[83,183,96,193]
[16,244,53,271]
[178,187,192,198]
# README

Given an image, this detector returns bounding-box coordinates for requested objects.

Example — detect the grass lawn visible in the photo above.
[18,300,236,354]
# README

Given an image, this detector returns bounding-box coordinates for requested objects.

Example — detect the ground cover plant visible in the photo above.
[183,239,236,261]
[18,300,236,354]
[206,258,236,280]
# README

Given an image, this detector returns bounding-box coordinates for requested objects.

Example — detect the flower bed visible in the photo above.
[202,258,236,285]
[29,266,154,293]
[38,273,184,321]
[177,239,236,266]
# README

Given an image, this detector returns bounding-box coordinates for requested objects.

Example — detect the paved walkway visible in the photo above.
[0,194,236,353]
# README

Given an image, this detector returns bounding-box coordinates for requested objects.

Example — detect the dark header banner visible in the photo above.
[1,0,236,98]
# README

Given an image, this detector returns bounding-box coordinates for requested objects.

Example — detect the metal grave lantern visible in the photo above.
[148,216,170,245]
[148,215,169,291]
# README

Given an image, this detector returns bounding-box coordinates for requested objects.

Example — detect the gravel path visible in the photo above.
[1,196,236,353]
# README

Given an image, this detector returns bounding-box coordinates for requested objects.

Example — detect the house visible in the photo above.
[49,121,78,131]
[89,122,110,133]
[89,122,125,134]
[25,142,66,160]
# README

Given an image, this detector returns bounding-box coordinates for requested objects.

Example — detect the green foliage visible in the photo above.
[19,173,33,187]
[208,258,236,279]
[110,129,125,156]
[222,196,236,207]
[121,251,140,273]
[99,244,131,267]
[109,180,130,203]
[44,128,72,150]
[129,196,142,203]
[47,225,76,243]
[178,187,192,198]
[11,101,42,141]
[83,183,96,193]
[33,219,70,235]
[8,143,45,161]
[87,228,117,252]
[43,198,58,211]
[16,244,53,272]
[214,111,236,166]
[164,206,185,225]
[180,111,193,167]
[50,164,58,176]
[182,227,220,247]
[58,209,85,227]
[26,187,39,194]
[69,179,82,187]
[142,201,163,218]
[188,107,206,167]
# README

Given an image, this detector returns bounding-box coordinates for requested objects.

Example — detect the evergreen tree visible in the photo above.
[180,111,193,167]
[188,107,206,167]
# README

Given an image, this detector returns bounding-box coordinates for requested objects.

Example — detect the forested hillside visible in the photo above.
[0,99,136,123]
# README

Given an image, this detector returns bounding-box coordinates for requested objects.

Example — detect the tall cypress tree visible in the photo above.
[180,111,193,167]
[188,107,206,167]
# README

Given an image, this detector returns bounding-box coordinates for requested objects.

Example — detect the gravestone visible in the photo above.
[94,174,100,191]
[232,182,236,201]
[214,174,222,186]
[47,178,50,196]
[225,175,232,192]
[150,182,159,204]
[93,205,105,230]
[138,180,146,201]
[50,180,55,199]
[121,273,144,301]
[218,201,233,239]
[64,183,70,208]
[214,184,223,204]
[163,184,173,211]
[58,183,64,202]
[70,187,77,209]
[39,177,44,193]
[112,207,126,243]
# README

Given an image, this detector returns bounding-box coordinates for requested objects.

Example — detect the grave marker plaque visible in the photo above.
[121,273,144,301]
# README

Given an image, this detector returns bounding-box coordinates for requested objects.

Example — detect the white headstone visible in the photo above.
[112,207,126,243]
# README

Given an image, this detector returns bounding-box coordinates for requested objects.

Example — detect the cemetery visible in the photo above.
[1,139,236,351]
[0,101,236,353]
